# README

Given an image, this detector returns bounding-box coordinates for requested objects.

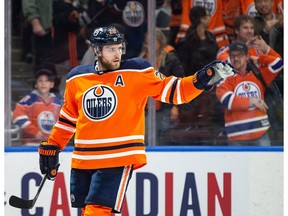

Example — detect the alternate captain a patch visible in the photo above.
[82,85,117,121]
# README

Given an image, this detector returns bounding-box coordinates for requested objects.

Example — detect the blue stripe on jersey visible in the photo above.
[120,57,152,70]
[225,117,270,135]
[14,118,28,126]
[169,78,178,103]
[74,143,145,152]
[271,59,283,71]
[66,58,152,79]
[67,64,95,79]
[222,93,232,108]
[18,93,40,106]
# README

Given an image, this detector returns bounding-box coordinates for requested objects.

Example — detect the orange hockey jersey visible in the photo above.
[13,90,62,145]
[48,57,203,170]
[216,53,283,141]
[176,0,229,47]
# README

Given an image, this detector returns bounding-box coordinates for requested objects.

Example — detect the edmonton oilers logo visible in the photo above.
[235,81,261,98]
[122,1,145,27]
[194,0,217,16]
[37,111,56,133]
[83,85,117,121]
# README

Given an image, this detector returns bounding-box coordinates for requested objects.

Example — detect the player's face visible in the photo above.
[98,44,123,70]
[236,21,254,42]
[35,75,54,96]
[229,51,249,73]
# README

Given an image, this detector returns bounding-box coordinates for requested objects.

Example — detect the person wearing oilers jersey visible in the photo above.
[216,41,283,146]
[38,26,234,215]
[12,69,62,145]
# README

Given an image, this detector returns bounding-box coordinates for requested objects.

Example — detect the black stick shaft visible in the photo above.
[9,174,48,209]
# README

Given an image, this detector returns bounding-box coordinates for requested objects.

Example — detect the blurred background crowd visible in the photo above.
[8,0,283,146]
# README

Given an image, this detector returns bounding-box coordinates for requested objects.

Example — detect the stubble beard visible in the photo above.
[99,58,121,71]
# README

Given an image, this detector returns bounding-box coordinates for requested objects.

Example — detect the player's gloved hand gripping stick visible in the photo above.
[9,142,61,209]
[193,60,234,90]
[38,141,61,180]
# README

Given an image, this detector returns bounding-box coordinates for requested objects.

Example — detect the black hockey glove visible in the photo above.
[193,60,234,90]
[38,141,60,181]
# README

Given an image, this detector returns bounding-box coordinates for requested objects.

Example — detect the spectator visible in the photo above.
[155,0,172,39]
[253,0,283,57]
[12,69,62,146]
[216,42,283,146]
[81,0,166,65]
[52,0,90,96]
[175,0,229,48]
[241,0,283,17]
[167,0,182,47]
[222,0,241,43]
[21,0,54,69]
[139,28,184,145]
[176,5,218,76]
[217,15,280,62]
[216,15,283,111]
[174,6,224,145]
[84,0,165,60]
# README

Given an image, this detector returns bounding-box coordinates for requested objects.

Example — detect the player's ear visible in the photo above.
[93,47,101,57]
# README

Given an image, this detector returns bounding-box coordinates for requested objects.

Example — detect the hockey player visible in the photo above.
[38,26,234,215]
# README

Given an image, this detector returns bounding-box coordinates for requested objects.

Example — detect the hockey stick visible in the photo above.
[9,174,48,209]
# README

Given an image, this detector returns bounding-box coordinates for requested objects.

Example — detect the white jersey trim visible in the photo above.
[75,135,145,144]
[72,150,146,160]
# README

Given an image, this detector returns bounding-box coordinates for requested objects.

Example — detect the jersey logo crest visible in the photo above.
[193,0,217,16]
[83,85,117,121]
[122,1,145,27]
[37,111,56,133]
[235,81,261,98]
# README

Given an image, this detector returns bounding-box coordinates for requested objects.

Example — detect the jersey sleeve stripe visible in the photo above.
[269,58,283,73]
[59,117,76,127]
[21,121,31,129]
[176,79,182,104]
[220,91,233,108]
[54,122,76,133]
[13,115,28,123]
[161,77,177,102]
[169,78,179,103]
[60,110,78,122]
[228,94,235,110]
